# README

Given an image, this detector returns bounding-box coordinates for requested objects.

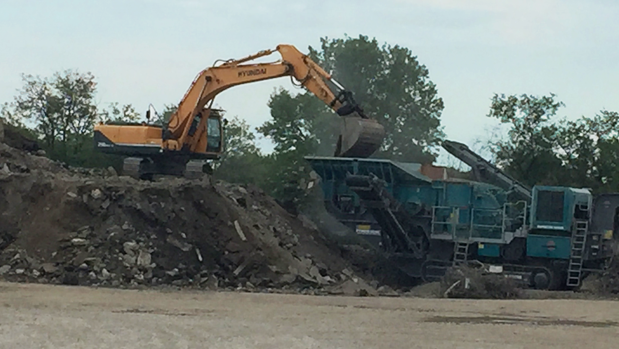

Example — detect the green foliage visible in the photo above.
[213,115,267,186]
[152,103,177,126]
[487,93,619,193]
[219,115,260,158]
[487,93,565,186]
[214,114,312,205]
[258,89,332,155]
[99,102,141,124]
[1,102,26,128]
[3,70,142,169]
[7,70,98,161]
[260,151,312,206]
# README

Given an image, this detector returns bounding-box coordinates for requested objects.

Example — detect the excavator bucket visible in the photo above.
[334,116,385,158]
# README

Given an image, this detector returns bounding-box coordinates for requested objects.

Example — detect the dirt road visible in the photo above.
[0,282,617,348]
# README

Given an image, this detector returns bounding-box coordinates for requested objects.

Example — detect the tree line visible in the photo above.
[2,34,618,204]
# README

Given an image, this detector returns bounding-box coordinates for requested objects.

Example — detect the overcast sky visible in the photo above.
[1,0,618,166]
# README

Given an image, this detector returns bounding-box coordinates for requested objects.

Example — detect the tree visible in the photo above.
[98,102,141,124]
[217,115,260,160]
[258,89,330,155]
[486,93,619,193]
[486,93,565,187]
[2,70,149,168]
[7,70,99,161]
[1,102,25,128]
[259,34,445,163]
[212,115,269,186]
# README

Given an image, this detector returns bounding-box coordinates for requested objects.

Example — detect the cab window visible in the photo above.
[207,117,222,152]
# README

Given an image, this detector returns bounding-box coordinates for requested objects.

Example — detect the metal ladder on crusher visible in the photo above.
[567,220,588,287]
[453,241,470,266]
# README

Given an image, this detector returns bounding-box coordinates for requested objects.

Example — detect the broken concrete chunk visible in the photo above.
[71,238,88,246]
[123,241,139,255]
[309,266,330,285]
[41,263,58,274]
[136,250,152,267]
[225,241,242,253]
[91,189,103,199]
[341,268,354,278]
[279,274,297,284]
[122,254,136,266]
[234,220,247,241]
[233,263,247,276]
[166,236,192,252]
[0,265,10,275]
[165,269,179,277]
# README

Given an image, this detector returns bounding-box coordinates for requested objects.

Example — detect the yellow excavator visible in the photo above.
[94,44,385,179]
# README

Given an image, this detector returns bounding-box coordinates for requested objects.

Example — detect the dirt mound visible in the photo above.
[0,141,379,295]
[0,121,40,152]
[440,265,523,299]
[580,258,619,297]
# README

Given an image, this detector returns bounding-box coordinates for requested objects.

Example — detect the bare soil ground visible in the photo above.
[0,282,618,349]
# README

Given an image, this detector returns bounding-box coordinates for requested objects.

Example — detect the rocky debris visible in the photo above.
[0,140,380,295]
[581,257,619,296]
[0,123,40,152]
[440,265,523,299]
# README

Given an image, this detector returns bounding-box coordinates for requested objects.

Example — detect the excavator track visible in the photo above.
[122,157,211,180]
[123,157,147,180]
[184,160,213,179]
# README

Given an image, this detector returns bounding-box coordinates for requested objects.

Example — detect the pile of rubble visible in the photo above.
[0,139,381,296]
[440,265,523,299]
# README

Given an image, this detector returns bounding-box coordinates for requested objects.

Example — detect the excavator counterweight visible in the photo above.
[94,44,385,179]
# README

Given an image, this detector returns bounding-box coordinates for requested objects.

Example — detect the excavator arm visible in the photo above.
[164,44,384,157]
